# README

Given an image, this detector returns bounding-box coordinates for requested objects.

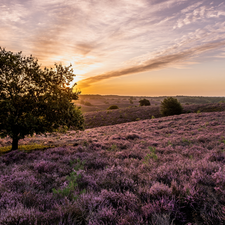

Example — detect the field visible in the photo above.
[83,102,225,129]
[1,109,225,224]
[74,95,225,113]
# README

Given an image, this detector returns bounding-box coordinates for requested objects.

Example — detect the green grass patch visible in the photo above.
[143,146,158,164]
[0,143,53,154]
[53,159,86,200]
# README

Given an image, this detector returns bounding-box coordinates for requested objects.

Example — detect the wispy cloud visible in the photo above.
[1,0,225,93]
[78,41,225,88]
[173,1,225,29]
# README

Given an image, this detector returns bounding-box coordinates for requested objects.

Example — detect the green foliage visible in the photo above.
[0,143,51,154]
[182,138,191,145]
[129,97,134,104]
[108,144,117,151]
[0,47,84,150]
[54,125,69,133]
[220,136,225,144]
[107,105,119,110]
[82,140,89,147]
[160,97,183,116]
[52,159,86,200]
[143,146,158,164]
[139,99,151,106]
[84,101,92,106]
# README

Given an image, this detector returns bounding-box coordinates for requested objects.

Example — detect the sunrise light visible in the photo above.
[1,0,225,96]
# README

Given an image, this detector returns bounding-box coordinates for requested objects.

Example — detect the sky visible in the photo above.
[1,0,225,96]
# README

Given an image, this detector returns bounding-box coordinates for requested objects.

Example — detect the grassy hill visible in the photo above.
[1,110,225,224]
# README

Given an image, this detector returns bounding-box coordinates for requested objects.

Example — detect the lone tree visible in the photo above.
[107,105,119,110]
[139,99,150,106]
[160,97,183,116]
[0,47,84,151]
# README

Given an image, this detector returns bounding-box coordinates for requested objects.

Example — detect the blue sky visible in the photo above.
[1,0,225,96]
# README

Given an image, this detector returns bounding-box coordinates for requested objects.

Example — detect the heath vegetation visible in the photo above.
[1,112,225,224]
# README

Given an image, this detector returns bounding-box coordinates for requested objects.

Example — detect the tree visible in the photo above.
[107,105,119,110]
[129,97,134,104]
[0,47,84,151]
[160,97,183,116]
[139,99,150,106]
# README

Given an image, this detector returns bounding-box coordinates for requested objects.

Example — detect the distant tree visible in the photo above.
[160,97,183,116]
[84,101,92,106]
[129,97,134,104]
[107,105,119,110]
[139,99,150,106]
[0,47,84,151]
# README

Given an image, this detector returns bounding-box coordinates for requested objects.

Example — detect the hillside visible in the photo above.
[83,102,225,129]
[1,111,225,224]
[74,95,225,113]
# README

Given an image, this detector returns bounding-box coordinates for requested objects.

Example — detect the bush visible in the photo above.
[107,105,119,110]
[139,99,150,106]
[84,101,92,106]
[160,97,183,116]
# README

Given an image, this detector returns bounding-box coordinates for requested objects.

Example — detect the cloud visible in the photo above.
[1,0,225,92]
[74,42,98,55]
[173,1,225,29]
[78,41,225,88]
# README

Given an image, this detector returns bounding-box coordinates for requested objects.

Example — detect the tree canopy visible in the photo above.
[0,47,84,150]
[160,97,183,116]
[139,99,150,106]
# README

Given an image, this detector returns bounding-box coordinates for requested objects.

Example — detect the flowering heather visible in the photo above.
[1,111,225,224]
[84,102,225,129]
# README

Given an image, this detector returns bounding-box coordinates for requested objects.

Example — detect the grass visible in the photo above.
[0,143,54,155]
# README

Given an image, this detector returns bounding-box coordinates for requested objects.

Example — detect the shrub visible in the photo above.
[160,97,183,116]
[84,101,92,106]
[139,99,151,106]
[107,105,119,110]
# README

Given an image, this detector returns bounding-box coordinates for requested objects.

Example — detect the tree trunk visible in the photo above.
[12,136,19,150]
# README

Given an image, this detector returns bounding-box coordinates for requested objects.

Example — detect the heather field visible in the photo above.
[84,102,225,129]
[1,111,225,224]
